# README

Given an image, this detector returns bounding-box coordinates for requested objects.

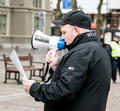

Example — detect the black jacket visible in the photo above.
[30,32,111,111]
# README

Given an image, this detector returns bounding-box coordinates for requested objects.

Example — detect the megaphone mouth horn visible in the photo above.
[31,29,51,49]
[31,30,37,49]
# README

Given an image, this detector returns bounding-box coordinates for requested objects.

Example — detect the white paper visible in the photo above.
[10,50,27,77]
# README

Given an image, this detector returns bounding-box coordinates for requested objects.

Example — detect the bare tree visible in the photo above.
[96,0,103,41]
[54,0,62,20]
[54,0,78,20]
[71,0,78,10]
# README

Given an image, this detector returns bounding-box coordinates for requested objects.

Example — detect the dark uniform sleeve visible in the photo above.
[106,44,112,60]
[30,50,92,103]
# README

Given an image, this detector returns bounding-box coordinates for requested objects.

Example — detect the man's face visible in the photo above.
[61,24,76,45]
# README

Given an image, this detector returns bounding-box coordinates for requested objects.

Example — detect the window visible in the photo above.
[34,16,40,31]
[0,0,5,5]
[33,0,41,8]
[34,12,44,31]
[0,14,7,34]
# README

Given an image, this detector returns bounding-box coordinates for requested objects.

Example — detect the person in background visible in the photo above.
[22,10,111,111]
[107,34,120,83]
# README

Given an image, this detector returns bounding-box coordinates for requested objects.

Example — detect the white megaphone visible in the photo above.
[31,30,66,51]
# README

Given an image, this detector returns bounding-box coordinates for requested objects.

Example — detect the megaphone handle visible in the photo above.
[42,62,49,81]
[42,49,56,81]
[51,49,56,60]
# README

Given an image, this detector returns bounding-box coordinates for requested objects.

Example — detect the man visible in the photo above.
[107,34,120,83]
[22,10,111,111]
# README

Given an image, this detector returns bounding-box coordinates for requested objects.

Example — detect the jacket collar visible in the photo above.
[66,32,98,50]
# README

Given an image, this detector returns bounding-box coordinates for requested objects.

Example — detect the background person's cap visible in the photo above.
[113,34,119,38]
[53,10,91,29]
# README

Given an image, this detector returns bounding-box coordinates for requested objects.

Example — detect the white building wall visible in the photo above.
[50,0,109,14]
[109,0,120,9]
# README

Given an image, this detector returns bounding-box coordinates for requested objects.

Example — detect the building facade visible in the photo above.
[0,0,52,49]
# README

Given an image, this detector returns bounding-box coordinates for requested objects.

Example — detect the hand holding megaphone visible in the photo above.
[45,49,59,70]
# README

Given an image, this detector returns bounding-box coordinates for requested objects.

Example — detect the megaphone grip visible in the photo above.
[51,49,56,60]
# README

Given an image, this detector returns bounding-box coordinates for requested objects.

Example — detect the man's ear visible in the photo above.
[73,26,81,34]
[74,26,79,32]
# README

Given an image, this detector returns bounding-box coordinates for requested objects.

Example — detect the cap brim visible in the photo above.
[113,36,119,38]
[52,20,66,25]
